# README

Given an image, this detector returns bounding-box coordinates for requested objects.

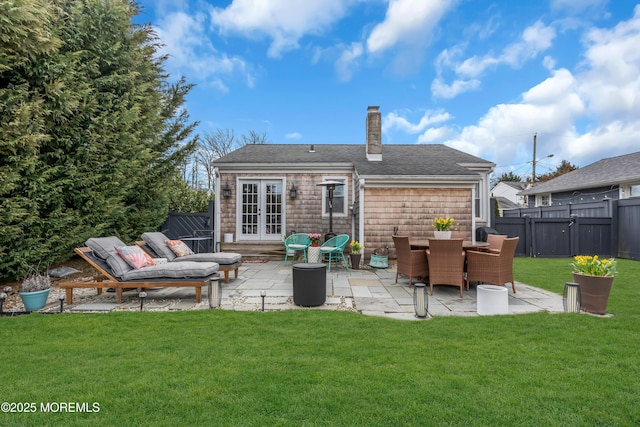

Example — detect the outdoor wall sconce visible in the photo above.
[289,183,297,199]
[222,184,232,198]
[413,282,429,318]
[563,282,581,313]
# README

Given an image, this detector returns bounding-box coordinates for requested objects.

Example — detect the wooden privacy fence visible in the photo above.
[494,198,640,259]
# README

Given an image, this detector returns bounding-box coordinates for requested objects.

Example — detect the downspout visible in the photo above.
[359,178,365,253]
[471,182,477,243]
[214,167,221,251]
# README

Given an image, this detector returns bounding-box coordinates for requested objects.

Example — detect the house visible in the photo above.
[212,106,495,259]
[491,181,527,215]
[519,151,640,207]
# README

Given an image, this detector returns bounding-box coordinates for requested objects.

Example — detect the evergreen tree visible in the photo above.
[0,0,197,280]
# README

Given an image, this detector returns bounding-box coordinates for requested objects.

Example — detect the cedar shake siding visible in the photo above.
[363,188,472,259]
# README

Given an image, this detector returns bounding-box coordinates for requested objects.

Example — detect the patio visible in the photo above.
[50,261,563,319]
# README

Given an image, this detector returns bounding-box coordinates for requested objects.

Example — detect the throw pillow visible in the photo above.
[166,239,194,257]
[116,246,156,269]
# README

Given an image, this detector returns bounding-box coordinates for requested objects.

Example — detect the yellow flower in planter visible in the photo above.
[433,217,455,231]
[349,240,363,254]
[570,255,617,277]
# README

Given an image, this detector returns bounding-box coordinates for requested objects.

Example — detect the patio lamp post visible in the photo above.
[413,282,429,318]
[317,180,344,238]
[0,292,6,315]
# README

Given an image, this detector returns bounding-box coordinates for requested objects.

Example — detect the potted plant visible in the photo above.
[308,233,321,247]
[19,270,52,312]
[433,217,455,239]
[349,240,363,270]
[570,255,617,315]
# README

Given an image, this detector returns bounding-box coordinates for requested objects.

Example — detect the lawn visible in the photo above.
[1,258,639,426]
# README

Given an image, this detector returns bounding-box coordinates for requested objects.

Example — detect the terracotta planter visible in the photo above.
[350,253,361,270]
[572,272,614,315]
[311,242,319,247]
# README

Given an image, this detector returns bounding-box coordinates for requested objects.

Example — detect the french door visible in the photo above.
[239,180,283,241]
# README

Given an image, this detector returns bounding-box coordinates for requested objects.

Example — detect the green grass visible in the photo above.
[2,258,639,426]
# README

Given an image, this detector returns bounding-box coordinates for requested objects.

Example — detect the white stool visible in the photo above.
[477,285,508,315]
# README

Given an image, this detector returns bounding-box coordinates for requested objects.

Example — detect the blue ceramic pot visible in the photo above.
[19,288,51,312]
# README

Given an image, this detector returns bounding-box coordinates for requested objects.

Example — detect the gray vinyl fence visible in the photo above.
[494,198,640,260]
[159,201,215,252]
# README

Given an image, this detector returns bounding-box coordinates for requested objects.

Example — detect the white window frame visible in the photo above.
[538,194,551,206]
[321,176,348,217]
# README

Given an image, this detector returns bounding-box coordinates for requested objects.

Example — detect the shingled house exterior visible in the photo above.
[213,106,495,260]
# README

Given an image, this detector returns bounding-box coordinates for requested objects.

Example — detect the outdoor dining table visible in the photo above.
[409,240,490,250]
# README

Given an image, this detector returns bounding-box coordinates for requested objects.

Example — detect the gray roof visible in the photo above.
[495,196,522,210]
[503,181,526,191]
[520,151,640,195]
[214,144,494,177]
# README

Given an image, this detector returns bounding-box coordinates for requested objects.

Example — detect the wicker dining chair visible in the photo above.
[426,238,466,297]
[392,235,428,286]
[485,234,508,253]
[465,237,519,293]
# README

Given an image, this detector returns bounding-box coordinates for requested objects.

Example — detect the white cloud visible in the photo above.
[285,132,302,140]
[383,109,452,134]
[335,42,363,82]
[417,127,452,143]
[431,77,480,99]
[443,68,585,169]
[209,0,356,58]
[433,21,556,98]
[442,5,640,172]
[153,8,254,90]
[577,6,640,122]
[366,0,454,54]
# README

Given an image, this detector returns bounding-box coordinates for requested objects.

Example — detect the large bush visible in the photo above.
[0,0,197,280]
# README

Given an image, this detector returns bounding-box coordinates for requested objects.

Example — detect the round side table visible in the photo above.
[307,246,321,263]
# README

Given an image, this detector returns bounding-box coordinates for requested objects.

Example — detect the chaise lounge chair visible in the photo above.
[138,232,242,283]
[59,237,219,304]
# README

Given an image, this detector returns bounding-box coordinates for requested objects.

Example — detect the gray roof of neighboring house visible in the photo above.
[490,181,526,192]
[502,181,526,191]
[495,196,522,210]
[520,151,640,195]
[214,144,494,177]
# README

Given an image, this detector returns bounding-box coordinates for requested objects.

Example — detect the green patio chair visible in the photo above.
[319,234,350,272]
[284,233,311,265]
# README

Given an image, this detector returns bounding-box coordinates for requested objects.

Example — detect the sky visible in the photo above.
[134,0,640,180]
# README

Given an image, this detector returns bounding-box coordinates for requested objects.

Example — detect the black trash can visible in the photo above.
[293,263,327,307]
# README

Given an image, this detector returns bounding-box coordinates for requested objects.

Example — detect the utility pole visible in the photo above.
[532,133,537,182]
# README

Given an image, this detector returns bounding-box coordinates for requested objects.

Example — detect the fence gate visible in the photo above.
[493,216,613,258]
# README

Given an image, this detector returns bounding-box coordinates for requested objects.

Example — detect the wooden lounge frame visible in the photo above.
[135,241,241,284]
[58,247,218,304]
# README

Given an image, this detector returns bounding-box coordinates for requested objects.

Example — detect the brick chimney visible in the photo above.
[366,106,382,161]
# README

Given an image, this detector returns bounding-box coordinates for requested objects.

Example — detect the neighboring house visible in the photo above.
[212,106,495,259]
[519,151,640,207]
[491,181,527,215]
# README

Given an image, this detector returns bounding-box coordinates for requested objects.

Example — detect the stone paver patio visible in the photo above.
[46,260,564,320]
